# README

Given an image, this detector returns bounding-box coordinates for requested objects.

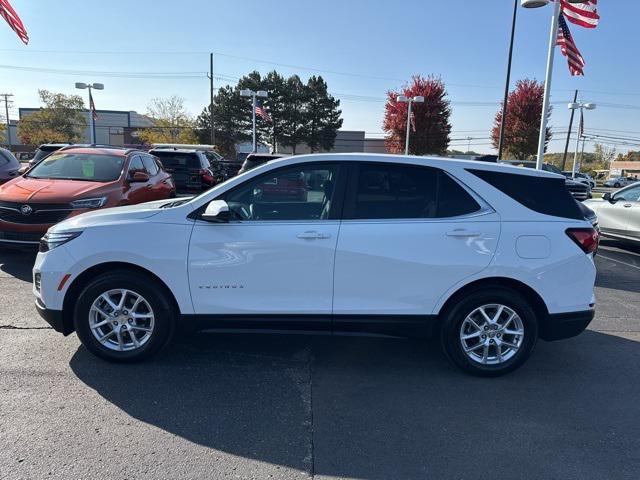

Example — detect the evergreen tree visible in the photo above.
[304,76,343,152]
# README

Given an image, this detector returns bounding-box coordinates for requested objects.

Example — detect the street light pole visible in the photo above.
[568,101,596,178]
[397,95,424,155]
[75,82,104,144]
[497,0,519,160]
[240,89,268,153]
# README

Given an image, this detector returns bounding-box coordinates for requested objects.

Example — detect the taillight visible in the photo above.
[200,168,214,185]
[566,227,599,254]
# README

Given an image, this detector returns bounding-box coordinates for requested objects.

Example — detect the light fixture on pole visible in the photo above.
[75,82,104,144]
[396,95,424,155]
[568,101,595,179]
[240,89,268,153]
[521,0,589,170]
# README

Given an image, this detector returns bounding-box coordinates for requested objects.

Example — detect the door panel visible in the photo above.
[333,217,500,315]
[188,221,340,314]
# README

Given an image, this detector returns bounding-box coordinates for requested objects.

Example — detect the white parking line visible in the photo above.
[597,254,640,271]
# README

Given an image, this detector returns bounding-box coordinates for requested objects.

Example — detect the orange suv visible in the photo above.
[0,146,176,246]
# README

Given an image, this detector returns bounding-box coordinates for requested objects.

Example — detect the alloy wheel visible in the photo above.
[88,289,155,352]
[459,304,525,365]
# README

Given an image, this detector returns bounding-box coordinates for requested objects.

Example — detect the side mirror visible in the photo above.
[129,171,150,183]
[201,200,229,223]
[18,165,29,175]
[603,192,614,203]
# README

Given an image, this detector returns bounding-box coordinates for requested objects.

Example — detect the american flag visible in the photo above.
[560,0,599,29]
[255,100,272,123]
[89,89,99,121]
[557,13,585,76]
[0,0,29,44]
[410,111,416,133]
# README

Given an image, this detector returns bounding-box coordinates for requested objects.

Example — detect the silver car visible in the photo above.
[603,176,638,188]
[584,183,640,243]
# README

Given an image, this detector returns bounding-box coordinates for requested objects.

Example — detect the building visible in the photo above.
[608,160,640,179]
[14,108,152,148]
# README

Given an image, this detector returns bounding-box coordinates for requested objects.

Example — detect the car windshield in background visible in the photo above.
[154,152,200,170]
[32,147,61,163]
[27,153,125,182]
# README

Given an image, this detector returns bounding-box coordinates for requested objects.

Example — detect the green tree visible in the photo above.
[303,76,343,152]
[196,85,251,158]
[258,71,289,152]
[138,95,198,145]
[280,75,307,154]
[17,90,85,145]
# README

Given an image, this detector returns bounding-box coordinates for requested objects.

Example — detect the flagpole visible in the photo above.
[535,0,561,170]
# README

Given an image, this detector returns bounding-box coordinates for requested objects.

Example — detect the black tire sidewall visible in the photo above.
[441,288,538,377]
[74,271,174,362]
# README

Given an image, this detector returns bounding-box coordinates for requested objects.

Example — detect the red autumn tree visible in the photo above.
[383,75,452,155]
[492,78,552,160]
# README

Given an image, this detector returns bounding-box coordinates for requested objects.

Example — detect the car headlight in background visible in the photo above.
[70,197,107,209]
[39,231,82,253]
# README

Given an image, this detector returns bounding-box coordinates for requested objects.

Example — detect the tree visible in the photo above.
[17,90,85,145]
[280,75,308,154]
[491,79,551,160]
[383,75,452,155]
[138,95,198,145]
[196,85,251,158]
[593,143,616,169]
[303,75,343,152]
[258,71,289,152]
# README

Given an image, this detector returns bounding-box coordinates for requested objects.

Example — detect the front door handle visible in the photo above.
[446,229,481,238]
[623,203,632,208]
[297,231,331,240]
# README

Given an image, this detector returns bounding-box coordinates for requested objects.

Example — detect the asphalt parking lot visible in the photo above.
[1,241,639,480]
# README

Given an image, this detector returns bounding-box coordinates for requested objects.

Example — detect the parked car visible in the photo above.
[209,160,242,183]
[0,146,175,246]
[237,153,286,175]
[34,153,598,376]
[0,147,21,185]
[149,147,216,194]
[28,143,71,168]
[584,182,640,244]
[603,176,638,188]
[562,171,595,189]
[502,161,591,201]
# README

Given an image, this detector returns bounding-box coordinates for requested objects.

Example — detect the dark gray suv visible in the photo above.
[0,148,20,185]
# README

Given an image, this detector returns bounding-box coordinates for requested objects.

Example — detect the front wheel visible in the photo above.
[74,270,175,362]
[614,183,620,188]
[440,287,538,377]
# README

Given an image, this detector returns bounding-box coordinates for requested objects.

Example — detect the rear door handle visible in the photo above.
[297,231,331,240]
[446,229,481,238]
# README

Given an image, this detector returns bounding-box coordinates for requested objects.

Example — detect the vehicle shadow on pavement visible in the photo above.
[69,330,640,479]
[0,248,37,282]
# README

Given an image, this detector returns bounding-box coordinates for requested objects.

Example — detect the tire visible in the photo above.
[440,287,538,377]
[74,270,175,363]
[614,183,620,188]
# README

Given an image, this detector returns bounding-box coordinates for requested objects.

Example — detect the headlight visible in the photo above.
[39,231,82,253]
[70,197,107,209]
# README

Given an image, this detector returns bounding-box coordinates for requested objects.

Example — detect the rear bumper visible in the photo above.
[539,309,595,341]
[35,298,73,335]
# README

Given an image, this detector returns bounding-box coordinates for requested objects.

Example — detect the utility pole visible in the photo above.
[497,0,518,161]
[208,53,215,146]
[0,93,14,150]
[561,90,579,171]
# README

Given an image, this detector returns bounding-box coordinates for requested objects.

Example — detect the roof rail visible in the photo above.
[151,143,215,151]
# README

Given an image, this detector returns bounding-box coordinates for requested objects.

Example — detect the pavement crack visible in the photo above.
[0,325,52,330]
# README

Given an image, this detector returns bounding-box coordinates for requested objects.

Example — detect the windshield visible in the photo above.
[27,153,125,182]
[32,147,61,162]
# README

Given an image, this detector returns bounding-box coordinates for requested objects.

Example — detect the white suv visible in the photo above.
[33,154,598,376]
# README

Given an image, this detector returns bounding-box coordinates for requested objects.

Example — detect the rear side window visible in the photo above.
[141,155,159,175]
[468,169,583,220]
[153,152,201,170]
[345,163,481,220]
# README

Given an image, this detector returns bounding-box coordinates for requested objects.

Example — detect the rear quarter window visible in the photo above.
[468,169,583,220]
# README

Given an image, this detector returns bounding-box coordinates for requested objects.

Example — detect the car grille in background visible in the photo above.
[566,183,589,200]
[0,201,72,225]
[0,231,43,243]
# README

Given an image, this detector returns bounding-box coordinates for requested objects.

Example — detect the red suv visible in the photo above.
[0,146,175,246]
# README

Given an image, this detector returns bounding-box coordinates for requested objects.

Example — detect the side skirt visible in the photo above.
[178,314,439,339]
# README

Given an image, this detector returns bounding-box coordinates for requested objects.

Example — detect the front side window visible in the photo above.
[27,153,125,182]
[346,163,481,220]
[141,155,159,175]
[615,185,640,202]
[223,163,338,221]
[128,155,147,175]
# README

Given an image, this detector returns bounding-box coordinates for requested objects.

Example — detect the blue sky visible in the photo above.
[0,0,636,153]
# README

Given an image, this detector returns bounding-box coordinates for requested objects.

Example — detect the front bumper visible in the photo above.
[35,297,74,335]
[539,309,595,341]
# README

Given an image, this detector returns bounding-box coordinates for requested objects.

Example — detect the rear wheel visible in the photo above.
[74,270,175,362]
[440,287,538,377]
